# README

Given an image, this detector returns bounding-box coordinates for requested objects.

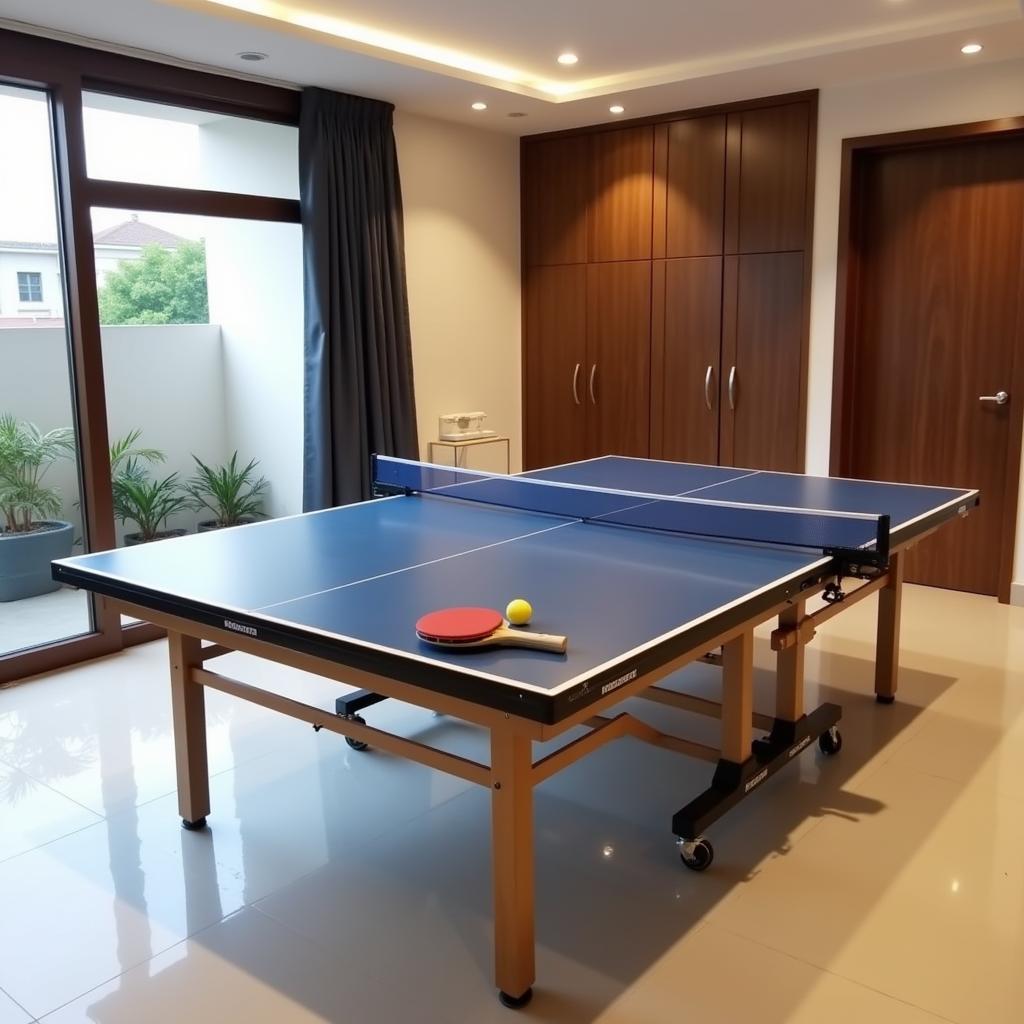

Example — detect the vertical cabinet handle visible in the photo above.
[572,363,581,405]
[588,364,597,404]
[704,365,714,411]
[728,365,737,410]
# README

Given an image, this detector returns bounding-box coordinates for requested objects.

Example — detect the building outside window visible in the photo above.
[16,270,42,301]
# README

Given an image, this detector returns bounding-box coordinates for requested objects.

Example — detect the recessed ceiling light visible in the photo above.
[237,51,268,62]
[961,42,983,54]
[609,104,625,115]
[471,101,488,111]
[557,52,579,66]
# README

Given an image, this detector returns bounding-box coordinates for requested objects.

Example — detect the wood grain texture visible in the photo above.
[521,134,591,266]
[665,115,726,258]
[734,103,810,254]
[659,257,723,464]
[844,137,1024,595]
[724,252,804,471]
[590,127,654,262]
[586,261,652,457]
[523,264,588,469]
[650,259,667,454]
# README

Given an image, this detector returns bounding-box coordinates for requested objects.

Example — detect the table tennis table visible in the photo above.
[52,454,977,1008]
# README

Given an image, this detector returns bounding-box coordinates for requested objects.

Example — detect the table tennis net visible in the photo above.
[373,456,891,567]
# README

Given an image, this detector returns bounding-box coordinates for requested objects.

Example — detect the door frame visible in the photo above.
[830,116,1024,604]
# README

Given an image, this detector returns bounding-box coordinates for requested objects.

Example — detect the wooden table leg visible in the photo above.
[490,727,535,1008]
[875,552,904,704]
[776,601,806,724]
[168,631,210,829]
[721,629,754,764]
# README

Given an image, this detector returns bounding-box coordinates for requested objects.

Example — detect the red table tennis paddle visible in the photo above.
[415,607,567,654]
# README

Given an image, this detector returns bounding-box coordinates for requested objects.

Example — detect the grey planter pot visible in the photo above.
[124,529,188,546]
[197,517,257,533]
[0,520,75,602]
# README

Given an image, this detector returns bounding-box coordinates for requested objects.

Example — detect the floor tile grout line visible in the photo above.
[0,983,35,1023]
[30,909,257,1022]
[0,758,108,821]
[714,922,962,1024]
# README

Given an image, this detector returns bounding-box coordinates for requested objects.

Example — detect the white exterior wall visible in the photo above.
[0,324,226,543]
[198,118,304,519]
[0,250,62,318]
[395,111,522,473]
[809,58,1024,600]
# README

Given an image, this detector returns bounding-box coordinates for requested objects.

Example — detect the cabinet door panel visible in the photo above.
[524,265,588,469]
[721,253,804,471]
[586,262,651,457]
[665,116,726,258]
[522,135,591,266]
[659,257,722,464]
[591,127,654,262]
[731,103,810,254]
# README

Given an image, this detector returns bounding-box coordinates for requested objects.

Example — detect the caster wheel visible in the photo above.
[679,837,714,872]
[876,694,895,705]
[818,727,843,756]
[182,816,207,831]
[498,987,533,1009]
[345,714,369,751]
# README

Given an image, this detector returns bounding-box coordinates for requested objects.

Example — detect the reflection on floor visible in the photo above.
[0,587,91,659]
[0,584,1022,1023]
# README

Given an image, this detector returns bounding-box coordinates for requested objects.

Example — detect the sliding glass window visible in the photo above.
[0,85,93,658]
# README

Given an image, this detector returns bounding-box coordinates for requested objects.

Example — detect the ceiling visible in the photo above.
[1,0,1022,133]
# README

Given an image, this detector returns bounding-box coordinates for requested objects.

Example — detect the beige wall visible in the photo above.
[808,58,1024,601]
[395,111,522,474]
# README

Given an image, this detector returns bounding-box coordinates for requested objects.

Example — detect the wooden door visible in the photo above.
[586,261,652,457]
[655,257,723,463]
[727,103,810,255]
[721,253,804,471]
[590,127,654,262]
[664,115,727,258]
[523,264,588,469]
[521,135,590,266]
[840,137,1024,596]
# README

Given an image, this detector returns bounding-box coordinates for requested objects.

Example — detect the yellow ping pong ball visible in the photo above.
[506,598,532,626]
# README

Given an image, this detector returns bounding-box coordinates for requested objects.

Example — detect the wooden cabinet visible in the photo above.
[727,103,810,255]
[721,253,805,470]
[586,262,651,457]
[522,134,590,266]
[522,92,815,473]
[590,126,655,262]
[523,265,587,469]
[663,116,726,259]
[654,257,723,464]
[523,263,651,467]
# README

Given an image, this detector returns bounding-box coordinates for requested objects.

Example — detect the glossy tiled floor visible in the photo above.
[1,585,1022,1023]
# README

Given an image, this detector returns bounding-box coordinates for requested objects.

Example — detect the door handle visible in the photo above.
[728,366,737,410]
[704,365,714,411]
[978,390,1009,405]
[588,364,597,404]
[572,363,581,405]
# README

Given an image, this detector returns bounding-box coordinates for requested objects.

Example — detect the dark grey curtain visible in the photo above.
[300,87,418,509]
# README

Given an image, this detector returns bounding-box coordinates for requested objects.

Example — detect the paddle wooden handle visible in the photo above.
[495,626,567,653]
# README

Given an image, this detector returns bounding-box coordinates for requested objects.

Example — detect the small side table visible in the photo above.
[429,435,511,474]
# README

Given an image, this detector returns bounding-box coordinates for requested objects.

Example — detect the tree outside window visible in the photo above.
[97,240,210,325]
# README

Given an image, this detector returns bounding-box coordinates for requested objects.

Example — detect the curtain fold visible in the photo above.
[300,87,418,509]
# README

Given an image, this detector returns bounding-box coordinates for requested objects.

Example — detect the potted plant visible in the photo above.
[0,415,76,601]
[186,452,268,531]
[109,429,165,477]
[113,460,191,545]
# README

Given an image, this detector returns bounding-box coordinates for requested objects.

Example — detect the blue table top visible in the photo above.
[53,456,977,722]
